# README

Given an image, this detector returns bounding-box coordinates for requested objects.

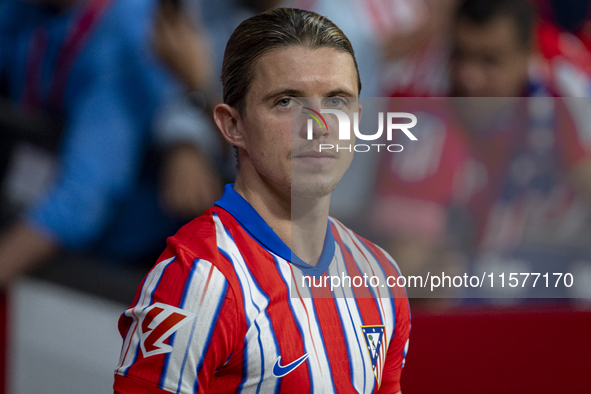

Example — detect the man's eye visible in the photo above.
[327,98,345,107]
[278,98,292,107]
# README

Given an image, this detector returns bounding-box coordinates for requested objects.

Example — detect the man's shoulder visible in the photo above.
[160,205,257,276]
[164,206,229,260]
[132,207,244,307]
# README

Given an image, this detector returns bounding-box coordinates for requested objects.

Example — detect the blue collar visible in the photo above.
[214,184,335,277]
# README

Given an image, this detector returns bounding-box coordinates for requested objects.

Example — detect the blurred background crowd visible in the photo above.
[2,0,591,392]
[3,0,591,300]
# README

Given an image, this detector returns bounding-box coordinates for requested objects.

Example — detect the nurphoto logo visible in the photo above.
[303,108,418,153]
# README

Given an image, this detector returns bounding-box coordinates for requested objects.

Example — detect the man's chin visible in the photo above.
[290,178,338,200]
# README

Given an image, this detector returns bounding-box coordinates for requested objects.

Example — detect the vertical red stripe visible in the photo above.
[330,224,375,299]
[21,0,113,112]
[125,259,187,384]
[378,333,387,386]
[356,233,407,300]
[331,223,392,392]
[118,258,171,372]
[330,225,384,313]
[216,209,315,392]
[47,0,113,111]
[197,298,245,394]
[22,27,48,110]
[311,298,357,392]
[226,219,312,390]
[290,267,325,381]
[199,265,215,307]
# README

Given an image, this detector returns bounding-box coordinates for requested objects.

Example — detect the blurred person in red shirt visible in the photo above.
[371,0,591,301]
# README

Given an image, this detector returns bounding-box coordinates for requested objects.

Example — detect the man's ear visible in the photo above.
[213,103,246,148]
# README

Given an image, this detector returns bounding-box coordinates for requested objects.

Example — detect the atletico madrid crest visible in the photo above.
[361,325,387,388]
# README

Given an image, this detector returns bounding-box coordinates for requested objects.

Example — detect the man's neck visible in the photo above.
[234,171,330,267]
[290,195,331,266]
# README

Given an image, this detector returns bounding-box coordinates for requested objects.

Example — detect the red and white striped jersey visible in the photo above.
[114,184,411,393]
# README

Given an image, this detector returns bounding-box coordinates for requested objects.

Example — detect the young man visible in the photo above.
[114,8,410,393]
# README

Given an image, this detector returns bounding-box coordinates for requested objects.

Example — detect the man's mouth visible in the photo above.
[294,150,336,158]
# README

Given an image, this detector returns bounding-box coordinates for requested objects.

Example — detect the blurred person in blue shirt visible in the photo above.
[0,0,223,287]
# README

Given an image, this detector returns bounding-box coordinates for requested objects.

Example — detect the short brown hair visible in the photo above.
[456,0,534,48]
[221,8,362,115]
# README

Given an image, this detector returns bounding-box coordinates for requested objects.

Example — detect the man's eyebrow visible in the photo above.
[262,88,358,102]
[325,88,357,97]
[262,88,303,102]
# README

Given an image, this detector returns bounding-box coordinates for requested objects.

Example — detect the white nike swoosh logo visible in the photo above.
[272,353,309,377]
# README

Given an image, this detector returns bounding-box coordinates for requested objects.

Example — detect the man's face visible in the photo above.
[450,16,532,97]
[239,46,359,199]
